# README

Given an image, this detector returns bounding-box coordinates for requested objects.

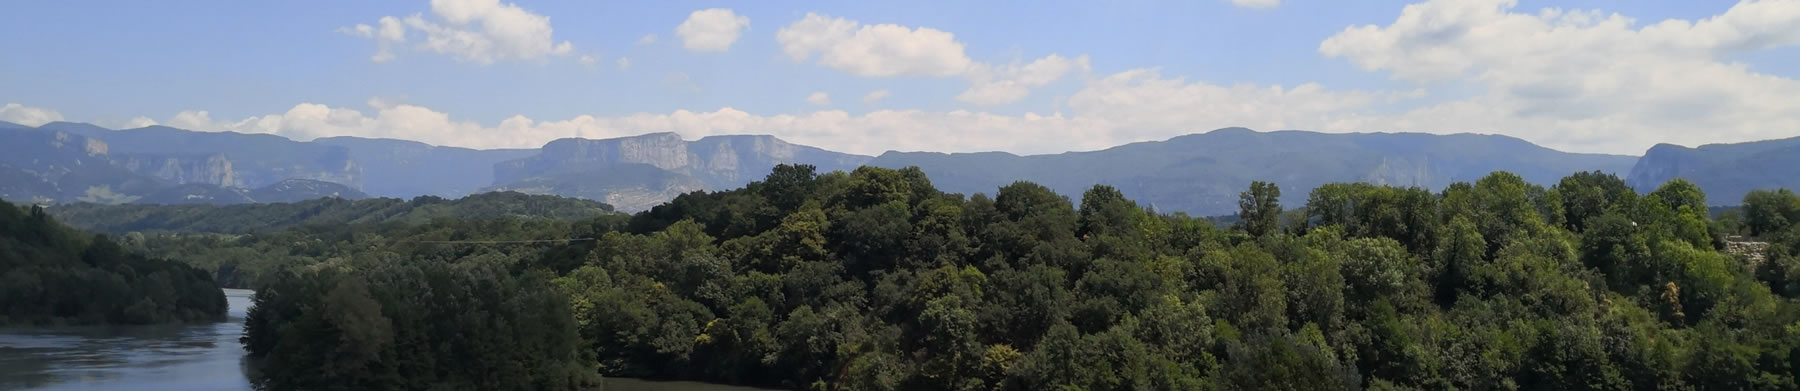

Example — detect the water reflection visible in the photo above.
[0,289,254,391]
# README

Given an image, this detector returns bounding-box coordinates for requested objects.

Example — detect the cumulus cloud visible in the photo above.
[616,57,632,70]
[123,116,158,128]
[1231,0,1281,9]
[958,54,1092,104]
[341,0,574,64]
[777,13,973,77]
[1319,0,1800,153]
[578,55,597,65]
[806,92,832,105]
[676,8,750,52]
[863,89,891,104]
[776,13,1086,105]
[0,103,64,126]
[636,34,658,45]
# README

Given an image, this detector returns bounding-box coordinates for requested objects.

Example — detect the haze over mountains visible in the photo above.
[0,119,1788,215]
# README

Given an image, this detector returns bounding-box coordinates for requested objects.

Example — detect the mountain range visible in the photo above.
[1,120,1791,215]
[1626,136,1800,206]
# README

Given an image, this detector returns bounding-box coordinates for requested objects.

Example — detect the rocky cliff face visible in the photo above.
[113,153,238,188]
[1626,144,1703,193]
[85,125,363,191]
[491,133,872,212]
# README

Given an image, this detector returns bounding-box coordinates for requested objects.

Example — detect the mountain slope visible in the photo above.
[868,128,1639,215]
[1627,137,1800,205]
[36,122,361,189]
[312,136,537,198]
[0,128,164,204]
[492,133,871,211]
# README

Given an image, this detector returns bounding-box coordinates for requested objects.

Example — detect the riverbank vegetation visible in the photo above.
[0,199,225,325]
[169,166,1800,389]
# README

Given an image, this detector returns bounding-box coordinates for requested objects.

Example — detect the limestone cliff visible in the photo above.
[492,133,871,211]
[113,153,238,188]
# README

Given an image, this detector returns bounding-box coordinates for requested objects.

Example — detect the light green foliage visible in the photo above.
[1238,181,1282,237]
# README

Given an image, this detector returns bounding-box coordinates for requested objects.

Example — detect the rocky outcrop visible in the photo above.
[113,153,238,187]
[491,133,872,210]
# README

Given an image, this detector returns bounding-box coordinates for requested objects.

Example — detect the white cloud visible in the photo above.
[0,103,64,127]
[806,91,832,105]
[676,8,750,52]
[1319,0,1800,153]
[863,89,891,104]
[167,110,221,132]
[125,68,1383,156]
[341,0,574,64]
[776,13,1084,104]
[123,116,158,128]
[958,54,1092,104]
[616,57,632,70]
[1231,0,1281,9]
[579,55,597,65]
[636,34,658,45]
[777,13,972,77]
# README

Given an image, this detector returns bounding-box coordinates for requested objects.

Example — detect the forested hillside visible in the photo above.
[53,191,615,234]
[212,165,1800,389]
[0,199,225,325]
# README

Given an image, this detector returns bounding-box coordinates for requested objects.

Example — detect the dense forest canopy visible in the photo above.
[0,199,225,325]
[206,165,1800,389]
[52,192,621,289]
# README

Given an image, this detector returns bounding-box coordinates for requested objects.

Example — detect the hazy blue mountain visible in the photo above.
[32,122,361,189]
[94,125,362,189]
[486,163,707,212]
[868,128,1639,216]
[0,127,164,204]
[313,136,536,198]
[1627,137,1800,205]
[247,178,370,203]
[0,126,369,206]
[492,132,871,211]
[134,183,256,205]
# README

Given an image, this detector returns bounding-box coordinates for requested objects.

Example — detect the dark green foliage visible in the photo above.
[1743,189,1800,236]
[107,166,1800,390]
[0,199,225,325]
[242,258,598,391]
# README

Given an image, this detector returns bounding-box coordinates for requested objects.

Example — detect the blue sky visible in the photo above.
[2,0,1797,156]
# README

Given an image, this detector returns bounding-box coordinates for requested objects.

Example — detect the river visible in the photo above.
[0,289,255,390]
[0,289,771,391]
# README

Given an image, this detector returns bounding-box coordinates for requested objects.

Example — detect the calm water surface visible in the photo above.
[0,289,769,391]
[0,289,255,391]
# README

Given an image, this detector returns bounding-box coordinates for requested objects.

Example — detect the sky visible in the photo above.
[1,0,1797,156]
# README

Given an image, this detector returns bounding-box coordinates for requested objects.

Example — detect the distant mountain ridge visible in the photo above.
[5,121,1794,215]
[867,128,1639,215]
[1627,136,1800,205]
[490,132,870,211]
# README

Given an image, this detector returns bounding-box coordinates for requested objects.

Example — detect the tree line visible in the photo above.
[219,165,1800,390]
[0,199,225,325]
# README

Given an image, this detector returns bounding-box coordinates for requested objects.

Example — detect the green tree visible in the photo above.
[1238,181,1283,237]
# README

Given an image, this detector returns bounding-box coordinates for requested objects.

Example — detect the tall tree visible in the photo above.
[1239,181,1283,237]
